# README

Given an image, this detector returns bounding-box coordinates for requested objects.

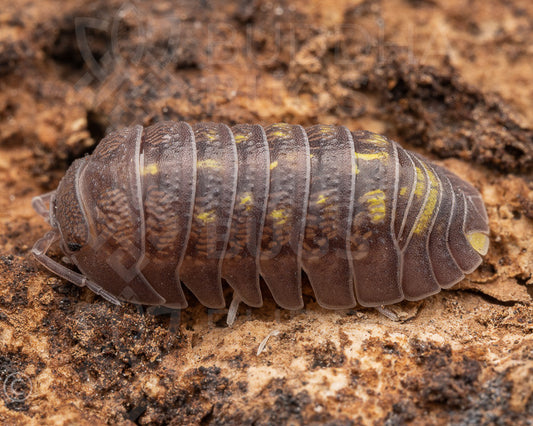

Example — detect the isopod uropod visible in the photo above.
[32,122,490,312]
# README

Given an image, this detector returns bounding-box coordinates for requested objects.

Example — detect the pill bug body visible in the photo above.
[32,122,490,310]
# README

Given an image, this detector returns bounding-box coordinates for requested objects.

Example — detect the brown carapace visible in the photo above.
[33,122,489,310]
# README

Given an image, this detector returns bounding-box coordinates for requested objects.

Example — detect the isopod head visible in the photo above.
[32,126,166,305]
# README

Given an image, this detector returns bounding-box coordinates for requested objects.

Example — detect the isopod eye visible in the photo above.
[67,242,82,252]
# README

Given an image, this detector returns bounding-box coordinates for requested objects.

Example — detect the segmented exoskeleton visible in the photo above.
[32,122,489,311]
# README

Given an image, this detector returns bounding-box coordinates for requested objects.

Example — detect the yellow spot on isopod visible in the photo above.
[234,134,247,144]
[414,167,426,198]
[353,150,390,174]
[367,134,389,146]
[270,160,278,170]
[367,133,390,146]
[271,130,288,138]
[467,232,489,255]
[240,193,252,205]
[205,129,218,141]
[197,159,221,169]
[197,210,216,223]
[239,193,253,211]
[270,208,288,225]
[362,189,386,223]
[413,164,439,234]
[399,186,408,196]
[317,194,328,205]
[354,151,389,161]
[142,163,159,176]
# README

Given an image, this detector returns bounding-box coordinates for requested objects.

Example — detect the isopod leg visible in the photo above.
[375,306,400,321]
[32,230,121,305]
[32,191,56,224]
[226,293,242,327]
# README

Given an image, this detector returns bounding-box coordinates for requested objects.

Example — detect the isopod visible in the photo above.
[32,122,490,312]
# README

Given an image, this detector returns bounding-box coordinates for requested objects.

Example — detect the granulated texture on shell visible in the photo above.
[0,0,531,424]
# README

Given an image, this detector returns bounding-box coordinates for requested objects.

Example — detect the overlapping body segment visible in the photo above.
[301,125,356,309]
[221,124,270,307]
[179,123,238,308]
[349,131,403,306]
[32,121,490,311]
[140,121,196,308]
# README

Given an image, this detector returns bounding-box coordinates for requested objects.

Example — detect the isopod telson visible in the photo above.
[32,122,490,313]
